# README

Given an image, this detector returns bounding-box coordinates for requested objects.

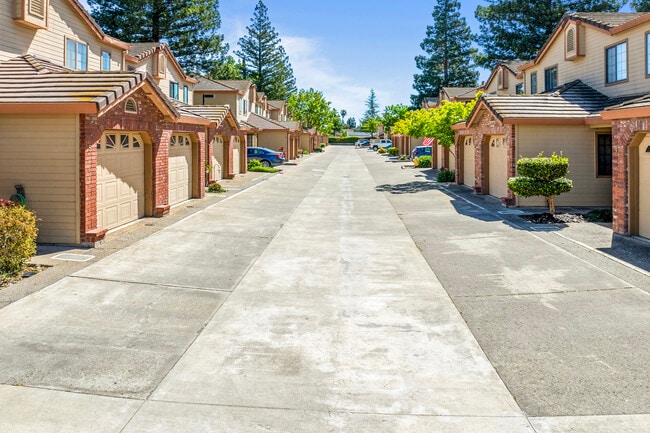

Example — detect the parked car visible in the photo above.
[355,138,370,147]
[371,139,392,151]
[247,147,285,167]
[411,146,432,160]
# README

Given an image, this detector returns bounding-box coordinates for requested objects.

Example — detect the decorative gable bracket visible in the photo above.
[14,0,49,29]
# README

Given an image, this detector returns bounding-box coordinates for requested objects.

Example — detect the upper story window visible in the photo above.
[65,38,88,71]
[530,72,537,94]
[183,85,189,104]
[243,100,248,115]
[515,83,524,94]
[544,65,558,91]
[606,41,627,84]
[169,82,179,100]
[238,97,243,114]
[101,51,111,71]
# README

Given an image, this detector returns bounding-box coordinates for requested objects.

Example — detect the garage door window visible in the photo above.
[99,133,143,151]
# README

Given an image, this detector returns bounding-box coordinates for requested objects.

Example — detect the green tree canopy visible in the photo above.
[236,0,297,100]
[287,88,336,135]
[360,89,381,136]
[88,0,231,76]
[381,104,410,132]
[631,0,650,10]
[475,0,623,68]
[411,0,479,108]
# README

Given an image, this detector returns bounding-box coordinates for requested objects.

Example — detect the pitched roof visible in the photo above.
[468,80,611,125]
[126,42,197,84]
[65,0,130,50]
[565,12,647,30]
[244,113,287,130]
[499,59,528,75]
[267,100,286,110]
[278,121,300,131]
[0,55,178,116]
[179,104,238,128]
[441,87,479,100]
[193,77,254,94]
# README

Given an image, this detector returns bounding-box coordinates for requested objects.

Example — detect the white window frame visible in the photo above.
[65,38,88,71]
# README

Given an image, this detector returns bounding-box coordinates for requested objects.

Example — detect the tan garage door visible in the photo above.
[169,134,192,206]
[232,137,241,175]
[97,133,145,231]
[639,139,650,238]
[463,136,475,188]
[211,136,224,181]
[488,135,508,198]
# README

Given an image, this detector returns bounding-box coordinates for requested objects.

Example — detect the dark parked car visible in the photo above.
[247,147,285,167]
[411,146,432,160]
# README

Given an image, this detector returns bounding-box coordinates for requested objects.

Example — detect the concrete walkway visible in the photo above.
[0,145,648,432]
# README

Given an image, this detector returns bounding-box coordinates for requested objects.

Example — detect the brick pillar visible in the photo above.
[153,129,171,216]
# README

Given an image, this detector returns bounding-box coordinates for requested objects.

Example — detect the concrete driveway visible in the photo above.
[0,145,648,432]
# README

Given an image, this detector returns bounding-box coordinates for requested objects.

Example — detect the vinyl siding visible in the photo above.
[526,22,650,97]
[1,0,123,70]
[0,114,79,244]
[515,125,612,207]
[258,131,288,152]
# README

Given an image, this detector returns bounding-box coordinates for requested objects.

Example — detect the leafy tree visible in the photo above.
[381,104,410,131]
[507,153,573,214]
[631,0,650,10]
[209,56,243,80]
[346,117,357,129]
[236,0,297,100]
[475,0,623,68]
[411,0,479,108]
[287,88,337,134]
[88,0,230,75]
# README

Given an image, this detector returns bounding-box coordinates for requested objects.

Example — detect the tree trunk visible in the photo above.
[547,196,555,215]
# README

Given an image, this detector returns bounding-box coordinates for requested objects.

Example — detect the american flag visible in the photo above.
[422,137,434,146]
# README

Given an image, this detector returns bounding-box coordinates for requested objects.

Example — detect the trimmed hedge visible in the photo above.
[417,155,432,168]
[387,147,399,156]
[328,136,359,143]
[507,177,573,198]
[516,153,569,181]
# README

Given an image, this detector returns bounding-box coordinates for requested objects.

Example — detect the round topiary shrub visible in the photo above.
[387,147,399,156]
[0,202,38,276]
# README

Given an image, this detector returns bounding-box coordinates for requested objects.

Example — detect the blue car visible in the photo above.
[247,147,285,167]
[411,146,432,160]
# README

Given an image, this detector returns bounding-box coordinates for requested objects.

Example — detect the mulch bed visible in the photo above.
[521,213,586,224]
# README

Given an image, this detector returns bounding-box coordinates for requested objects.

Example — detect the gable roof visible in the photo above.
[267,100,286,110]
[65,0,130,50]
[126,42,197,84]
[179,104,239,129]
[522,12,650,70]
[467,80,612,125]
[0,55,178,117]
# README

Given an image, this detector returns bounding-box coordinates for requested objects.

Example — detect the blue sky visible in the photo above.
[219,1,491,121]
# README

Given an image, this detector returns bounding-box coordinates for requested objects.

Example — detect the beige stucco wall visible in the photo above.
[1,0,123,70]
[0,114,79,244]
[525,20,650,97]
[258,131,288,152]
[515,125,612,207]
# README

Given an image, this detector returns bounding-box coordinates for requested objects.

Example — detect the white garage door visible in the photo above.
[169,134,193,206]
[488,135,508,198]
[232,137,241,175]
[463,136,475,188]
[639,138,650,238]
[97,133,145,231]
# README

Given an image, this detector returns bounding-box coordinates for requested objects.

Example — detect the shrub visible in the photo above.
[300,149,310,155]
[328,137,358,143]
[387,147,399,156]
[249,166,278,173]
[437,170,455,182]
[508,152,573,214]
[417,155,432,168]
[0,203,38,276]
[377,147,387,154]
[584,208,613,222]
[247,159,262,170]
[207,182,226,193]
[313,147,323,152]
[399,155,409,161]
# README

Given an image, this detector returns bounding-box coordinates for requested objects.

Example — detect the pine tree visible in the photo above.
[236,0,297,100]
[475,0,623,68]
[87,0,231,75]
[411,0,479,108]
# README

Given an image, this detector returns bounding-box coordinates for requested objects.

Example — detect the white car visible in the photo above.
[371,139,392,151]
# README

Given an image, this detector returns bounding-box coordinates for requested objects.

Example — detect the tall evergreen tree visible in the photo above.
[363,89,380,121]
[631,0,650,11]
[236,0,297,100]
[87,0,231,75]
[411,0,479,108]
[475,0,623,68]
